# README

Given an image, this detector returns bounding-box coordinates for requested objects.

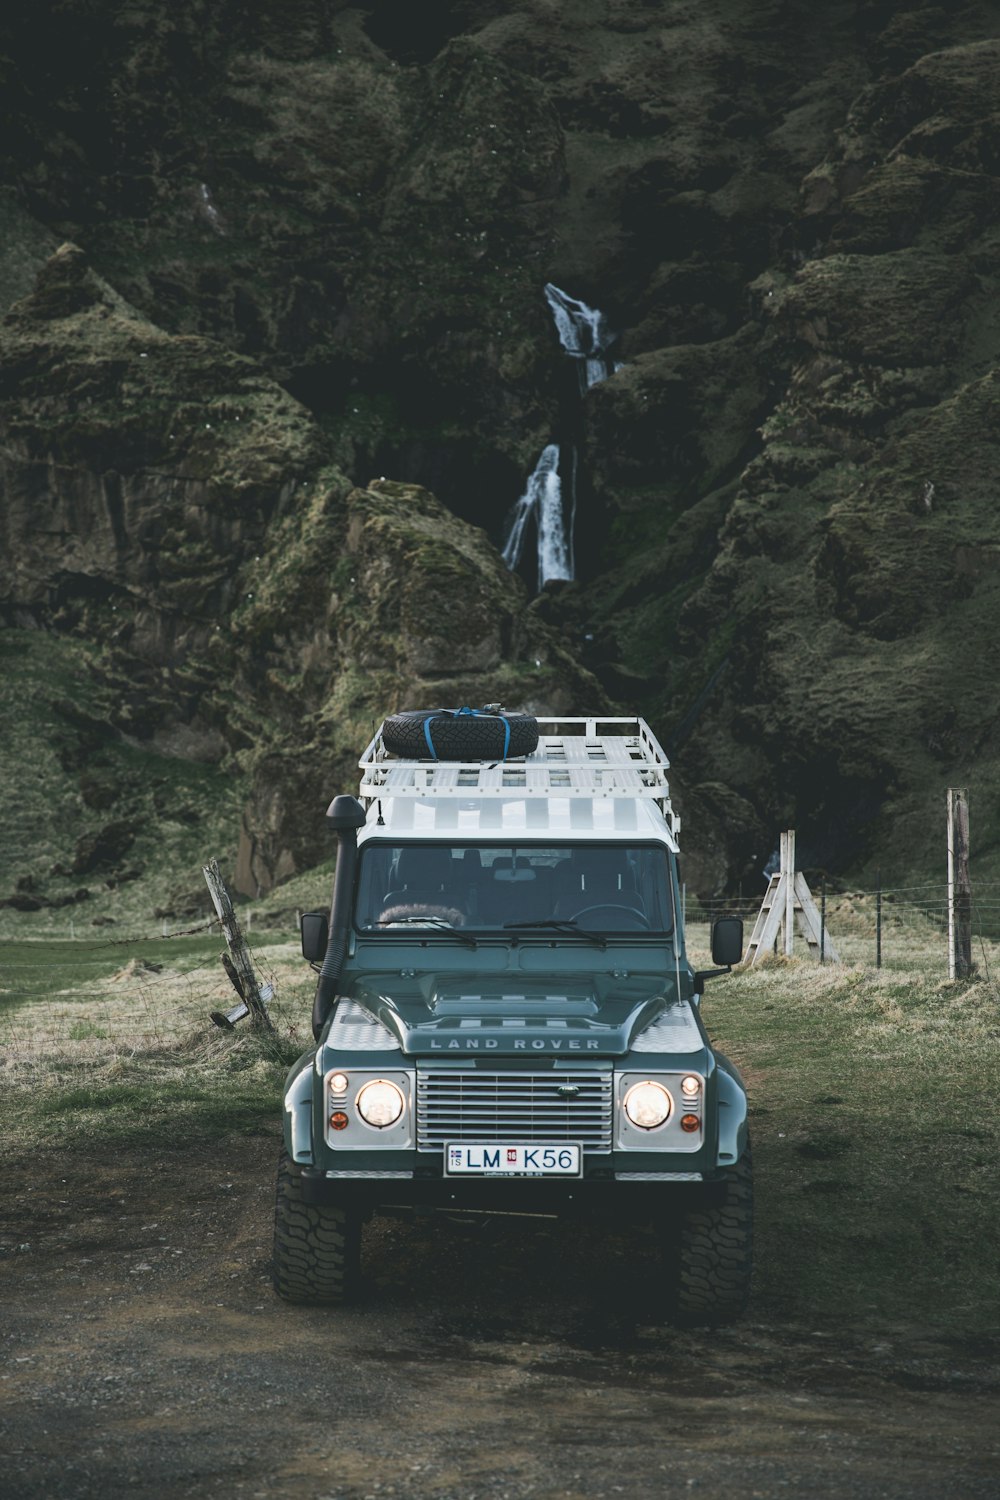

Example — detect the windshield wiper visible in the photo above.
[503,918,607,950]
[377,915,478,948]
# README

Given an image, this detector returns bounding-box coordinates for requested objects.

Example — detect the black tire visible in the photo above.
[382,708,538,762]
[272,1149,362,1305]
[670,1145,753,1325]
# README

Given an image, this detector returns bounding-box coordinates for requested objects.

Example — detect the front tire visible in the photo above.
[672,1146,753,1325]
[272,1149,362,1305]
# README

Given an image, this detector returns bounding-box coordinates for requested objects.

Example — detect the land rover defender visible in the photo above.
[274,714,750,1322]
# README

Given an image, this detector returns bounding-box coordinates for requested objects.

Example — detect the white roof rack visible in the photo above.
[359,715,679,837]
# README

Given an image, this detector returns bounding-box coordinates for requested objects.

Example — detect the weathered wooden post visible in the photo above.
[947,789,974,980]
[203,858,275,1031]
[745,831,840,965]
[876,867,882,969]
[783,829,795,957]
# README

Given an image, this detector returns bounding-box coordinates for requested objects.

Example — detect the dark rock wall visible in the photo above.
[2,0,999,897]
[0,247,597,897]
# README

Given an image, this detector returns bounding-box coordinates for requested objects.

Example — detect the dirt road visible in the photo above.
[2,1136,997,1499]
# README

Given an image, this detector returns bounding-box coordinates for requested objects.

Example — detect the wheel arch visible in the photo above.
[283,1057,316,1165]
[714,1050,749,1167]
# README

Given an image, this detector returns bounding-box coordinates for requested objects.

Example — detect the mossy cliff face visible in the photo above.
[0,245,323,659]
[231,477,602,894]
[0,6,567,509]
[562,11,1000,888]
[0,246,598,901]
[658,32,1000,885]
[0,242,335,905]
[2,1,1000,901]
[0,1,875,520]
[0,241,330,770]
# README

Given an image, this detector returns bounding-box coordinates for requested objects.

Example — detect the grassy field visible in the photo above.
[701,938,1000,1334]
[0,929,311,1145]
[1,906,997,1333]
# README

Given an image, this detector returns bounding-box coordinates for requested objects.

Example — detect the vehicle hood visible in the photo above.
[349,972,702,1057]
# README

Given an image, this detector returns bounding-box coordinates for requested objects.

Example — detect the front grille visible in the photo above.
[416,1069,612,1150]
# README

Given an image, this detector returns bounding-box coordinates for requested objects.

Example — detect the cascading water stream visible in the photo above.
[502,447,544,572]
[501,285,621,591]
[502,445,573,585]
[543,283,619,392]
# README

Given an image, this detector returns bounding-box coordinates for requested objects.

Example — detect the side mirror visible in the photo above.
[711,916,744,968]
[301,910,329,963]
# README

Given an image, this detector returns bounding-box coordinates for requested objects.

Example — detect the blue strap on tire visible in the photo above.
[421,706,511,760]
[423,715,439,758]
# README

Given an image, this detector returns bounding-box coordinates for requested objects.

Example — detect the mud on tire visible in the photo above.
[382,708,538,762]
[671,1145,753,1325]
[272,1149,362,1305]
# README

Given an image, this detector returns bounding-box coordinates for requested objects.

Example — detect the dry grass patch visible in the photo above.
[0,938,315,1147]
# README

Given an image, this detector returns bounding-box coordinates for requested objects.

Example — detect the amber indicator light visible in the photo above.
[680,1113,701,1133]
[329,1111,349,1131]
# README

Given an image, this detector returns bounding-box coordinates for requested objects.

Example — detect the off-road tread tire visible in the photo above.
[382,709,538,762]
[272,1149,361,1305]
[674,1145,753,1326]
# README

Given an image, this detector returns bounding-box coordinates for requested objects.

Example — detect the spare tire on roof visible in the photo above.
[381,706,539,761]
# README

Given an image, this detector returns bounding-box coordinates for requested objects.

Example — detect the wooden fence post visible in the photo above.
[947,789,973,980]
[744,831,840,965]
[783,829,795,957]
[203,859,275,1031]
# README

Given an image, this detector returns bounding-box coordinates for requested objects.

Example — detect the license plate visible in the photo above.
[445,1143,582,1177]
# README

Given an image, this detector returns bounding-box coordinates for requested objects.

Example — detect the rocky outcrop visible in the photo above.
[231,478,603,894]
[664,35,1000,880]
[0,246,600,898]
[0,243,325,666]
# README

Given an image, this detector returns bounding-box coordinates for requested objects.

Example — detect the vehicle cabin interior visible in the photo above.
[356,844,673,933]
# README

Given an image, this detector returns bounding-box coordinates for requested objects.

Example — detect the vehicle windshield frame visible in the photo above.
[353,839,676,939]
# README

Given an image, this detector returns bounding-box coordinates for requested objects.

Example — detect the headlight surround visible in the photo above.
[623,1079,673,1130]
[355,1078,405,1129]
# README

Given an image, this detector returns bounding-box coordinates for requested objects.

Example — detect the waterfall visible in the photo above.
[534,446,572,585]
[502,444,571,586]
[199,183,223,233]
[543,283,618,391]
[501,284,622,591]
[500,469,536,572]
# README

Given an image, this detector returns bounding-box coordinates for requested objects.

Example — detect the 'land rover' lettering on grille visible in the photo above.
[427,1037,601,1050]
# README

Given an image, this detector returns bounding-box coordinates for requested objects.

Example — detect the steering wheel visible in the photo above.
[570,904,651,930]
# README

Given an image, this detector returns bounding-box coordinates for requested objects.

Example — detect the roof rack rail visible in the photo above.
[359,715,678,833]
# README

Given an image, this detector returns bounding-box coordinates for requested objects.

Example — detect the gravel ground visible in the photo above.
[1,1136,998,1500]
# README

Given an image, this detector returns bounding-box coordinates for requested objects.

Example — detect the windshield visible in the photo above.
[355,843,674,935]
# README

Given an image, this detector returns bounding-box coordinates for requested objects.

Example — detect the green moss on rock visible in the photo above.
[232,476,605,893]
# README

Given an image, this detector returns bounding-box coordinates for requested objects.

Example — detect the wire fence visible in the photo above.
[3,878,998,1070]
[0,905,286,943]
[688,879,1000,978]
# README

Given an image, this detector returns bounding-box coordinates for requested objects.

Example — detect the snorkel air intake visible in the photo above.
[312,795,366,1039]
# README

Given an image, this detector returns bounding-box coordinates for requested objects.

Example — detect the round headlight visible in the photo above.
[356,1079,404,1129]
[623,1080,673,1130]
